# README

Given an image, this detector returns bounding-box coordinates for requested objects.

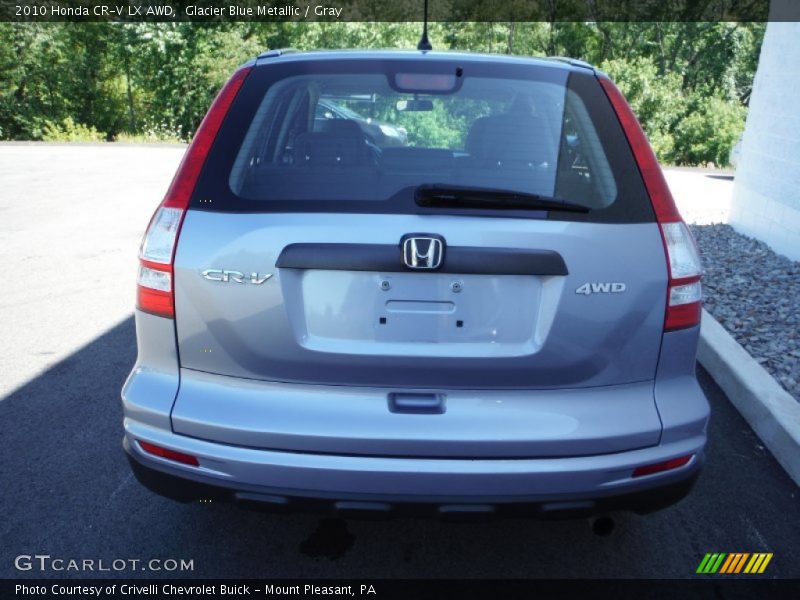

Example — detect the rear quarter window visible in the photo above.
[196,58,654,224]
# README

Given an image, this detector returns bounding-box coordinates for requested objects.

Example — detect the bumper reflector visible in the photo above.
[632,454,693,478]
[138,440,199,467]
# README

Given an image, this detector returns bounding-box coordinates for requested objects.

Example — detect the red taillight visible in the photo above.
[138,440,199,467]
[136,65,252,318]
[663,300,702,331]
[599,76,702,331]
[632,454,693,478]
[136,283,173,319]
[161,65,252,210]
[598,78,681,223]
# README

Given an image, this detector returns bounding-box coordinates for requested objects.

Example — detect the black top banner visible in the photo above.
[1,0,798,23]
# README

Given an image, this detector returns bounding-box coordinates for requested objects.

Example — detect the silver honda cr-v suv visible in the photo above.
[123,49,708,518]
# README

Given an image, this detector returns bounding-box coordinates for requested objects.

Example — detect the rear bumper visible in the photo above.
[168,369,665,458]
[123,313,708,516]
[123,419,704,517]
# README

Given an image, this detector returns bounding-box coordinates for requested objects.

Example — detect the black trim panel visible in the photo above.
[446,247,568,276]
[276,243,568,275]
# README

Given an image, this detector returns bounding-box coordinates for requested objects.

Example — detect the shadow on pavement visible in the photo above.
[1,317,799,579]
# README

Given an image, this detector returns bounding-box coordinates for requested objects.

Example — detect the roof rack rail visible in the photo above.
[546,57,595,70]
[257,48,299,60]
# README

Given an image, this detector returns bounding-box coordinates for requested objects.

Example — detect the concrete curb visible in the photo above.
[698,309,800,487]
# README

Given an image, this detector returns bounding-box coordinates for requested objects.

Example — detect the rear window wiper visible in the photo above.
[415,184,590,213]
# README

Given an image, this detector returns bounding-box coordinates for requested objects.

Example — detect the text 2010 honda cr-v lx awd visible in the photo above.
[122,49,708,517]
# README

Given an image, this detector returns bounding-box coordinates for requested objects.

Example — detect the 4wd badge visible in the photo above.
[575,282,627,295]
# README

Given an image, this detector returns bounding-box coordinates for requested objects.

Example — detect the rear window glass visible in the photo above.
[199,59,653,223]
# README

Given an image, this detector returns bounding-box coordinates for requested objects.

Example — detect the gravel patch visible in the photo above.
[690,224,800,402]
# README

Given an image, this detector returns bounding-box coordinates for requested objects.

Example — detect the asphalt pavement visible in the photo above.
[0,143,185,400]
[1,144,797,579]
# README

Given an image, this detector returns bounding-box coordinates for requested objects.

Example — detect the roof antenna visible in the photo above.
[417,0,433,51]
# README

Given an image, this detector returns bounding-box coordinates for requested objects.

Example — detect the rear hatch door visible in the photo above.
[171,56,666,457]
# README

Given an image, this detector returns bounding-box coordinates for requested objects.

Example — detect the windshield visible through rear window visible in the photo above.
[200,58,653,223]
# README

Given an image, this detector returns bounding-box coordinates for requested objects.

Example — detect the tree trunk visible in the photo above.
[124,52,137,132]
[507,22,516,55]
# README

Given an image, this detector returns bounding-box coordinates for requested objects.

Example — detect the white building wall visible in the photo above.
[729,19,800,261]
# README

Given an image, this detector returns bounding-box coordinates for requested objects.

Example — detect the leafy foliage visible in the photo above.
[600,56,687,159]
[673,95,747,167]
[42,117,104,142]
[0,21,765,166]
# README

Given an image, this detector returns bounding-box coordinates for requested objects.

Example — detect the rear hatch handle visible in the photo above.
[388,392,446,414]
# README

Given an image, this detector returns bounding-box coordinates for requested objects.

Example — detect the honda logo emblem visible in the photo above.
[401,235,445,270]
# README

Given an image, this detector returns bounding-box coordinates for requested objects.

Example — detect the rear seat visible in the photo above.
[293,120,376,166]
[466,113,555,169]
[379,147,455,171]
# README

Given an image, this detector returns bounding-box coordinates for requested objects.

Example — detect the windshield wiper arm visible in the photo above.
[415,184,590,213]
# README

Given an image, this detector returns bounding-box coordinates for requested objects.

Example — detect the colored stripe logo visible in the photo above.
[697,553,773,574]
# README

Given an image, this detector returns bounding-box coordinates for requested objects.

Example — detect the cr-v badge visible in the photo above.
[201,269,273,284]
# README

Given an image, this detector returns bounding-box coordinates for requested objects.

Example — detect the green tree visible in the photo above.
[672,93,747,166]
[0,21,766,166]
[601,56,687,159]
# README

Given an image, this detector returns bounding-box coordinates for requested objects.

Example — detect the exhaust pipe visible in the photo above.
[590,515,616,536]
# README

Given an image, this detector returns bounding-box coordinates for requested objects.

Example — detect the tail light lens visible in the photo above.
[136,208,183,318]
[137,263,174,319]
[135,65,252,318]
[661,221,703,330]
[598,76,702,331]
[138,440,199,467]
[632,454,693,478]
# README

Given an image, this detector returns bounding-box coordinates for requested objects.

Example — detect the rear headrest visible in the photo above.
[293,120,367,166]
[318,119,364,138]
[466,114,553,167]
[465,116,491,158]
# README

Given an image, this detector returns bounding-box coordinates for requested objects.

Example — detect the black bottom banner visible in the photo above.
[4,579,800,600]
